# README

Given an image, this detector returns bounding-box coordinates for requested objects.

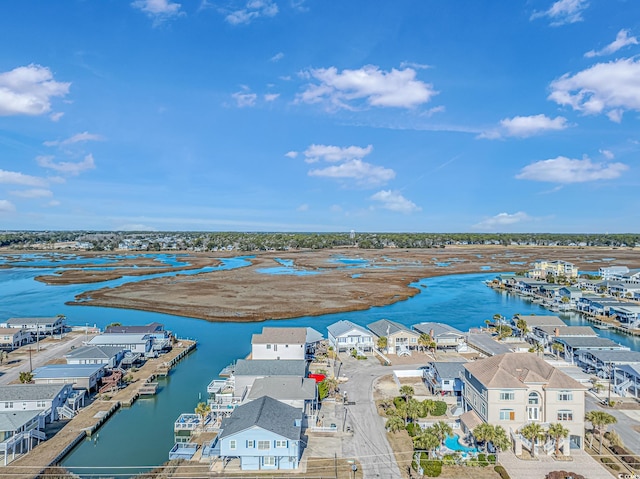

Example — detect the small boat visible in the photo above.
[593,323,611,330]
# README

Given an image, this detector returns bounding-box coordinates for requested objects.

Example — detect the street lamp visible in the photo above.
[351,464,357,479]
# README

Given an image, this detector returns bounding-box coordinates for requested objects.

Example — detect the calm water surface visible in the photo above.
[1,255,637,477]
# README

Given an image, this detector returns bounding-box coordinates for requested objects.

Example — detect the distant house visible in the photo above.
[609,304,640,328]
[599,266,629,281]
[423,361,466,397]
[0,384,73,422]
[105,322,171,351]
[514,315,565,328]
[232,360,308,400]
[367,319,419,355]
[215,396,303,471]
[251,328,307,361]
[553,337,628,363]
[88,333,152,355]
[412,322,465,350]
[0,317,65,338]
[577,350,640,377]
[0,328,30,351]
[527,260,578,279]
[64,345,125,368]
[327,320,373,353]
[32,364,105,392]
[530,326,596,348]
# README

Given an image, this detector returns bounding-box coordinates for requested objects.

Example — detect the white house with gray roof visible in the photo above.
[64,345,125,368]
[232,360,307,401]
[612,363,640,398]
[88,333,152,355]
[553,337,628,364]
[367,319,419,355]
[251,327,308,361]
[412,322,465,350]
[244,377,316,411]
[577,350,640,377]
[0,409,45,465]
[214,396,303,471]
[327,320,373,353]
[0,384,73,423]
[0,328,30,351]
[32,364,105,392]
[0,316,65,338]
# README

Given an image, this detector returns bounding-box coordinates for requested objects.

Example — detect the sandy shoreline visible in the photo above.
[5,245,627,323]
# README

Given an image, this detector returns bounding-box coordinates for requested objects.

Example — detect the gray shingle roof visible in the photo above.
[246,377,316,402]
[514,315,565,327]
[412,322,464,338]
[0,410,41,433]
[220,396,302,440]
[252,327,307,345]
[327,320,370,338]
[0,384,68,402]
[466,333,513,356]
[33,364,104,379]
[556,337,624,349]
[584,350,640,363]
[367,319,416,338]
[535,326,596,337]
[105,322,164,334]
[64,345,124,361]
[430,361,467,380]
[233,359,307,377]
[5,317,61,326]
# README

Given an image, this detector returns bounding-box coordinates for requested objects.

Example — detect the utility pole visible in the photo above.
[36,323,40,352]
[28,346,32,372]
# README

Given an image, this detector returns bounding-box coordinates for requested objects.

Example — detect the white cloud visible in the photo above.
[330,204,342,213]
[516,156,628,183]
[370,190,420,213]
[399,61,430,70]
[270,52,284,62]
[0,200,16,213]
[131,0,183,24]
[0,170,48,187]
[303,144,373,164]
[226,0,278,25]
[296,203,309,212]
[530,0,589,26]
[308,159,395,187]
[47,200,60,207]
[36,153,96,176]
[10,188,53,198]
[600,149,614,160]
[117,223,158,231]
[0,64,70,116]
[474,212,531,230]
[297,65,437,110]
[549,58,640,121]
[264,93,280,102]
[44,131,105,147]
[231,90,258,107]
[585,29,638,58]
[480,114,569,139]
[49,112,64,122]
[284,151,298,159]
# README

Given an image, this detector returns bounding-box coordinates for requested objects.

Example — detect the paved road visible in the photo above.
[0,331,95,385]
[586,394,640,455]
[339,354,419,479]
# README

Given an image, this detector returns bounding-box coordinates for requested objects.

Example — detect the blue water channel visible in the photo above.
[0,254,638,477]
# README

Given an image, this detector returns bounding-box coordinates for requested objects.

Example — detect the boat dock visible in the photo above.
[3,339,197,479]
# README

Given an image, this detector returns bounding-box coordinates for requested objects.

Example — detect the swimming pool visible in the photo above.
[444,434,478,453]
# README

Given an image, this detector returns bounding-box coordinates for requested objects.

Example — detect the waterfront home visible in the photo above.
[88,333,152,355]
[605,281,640,298]
[530,326,596,348]
[0,410,45,466]
[577,350,640,377]
[423,361,466,397]
[612,363,640,398]
[466,332,513,357]
[244,377,316,413]
[367,319,419,355]
[599,266,630,281]
[64,345,125,368]
[552,337,628,364]
[32,363,105,392]
[514,315,565,328]
[0,384,73,422]
[513,278,548,296]
[527,260,578,280]
[461,353,586,455]
[0,316,65,338]
[327,320,373,353]
[251,327,311,361]
[558,287,583,305]
[609,304,640,328]
[576,295,627,317]
[575,278,600,293]
[232,359,308,401]
[0,328,30,351]
[412,322,466,351]
[215,396,303,471]
[105,322,171,351]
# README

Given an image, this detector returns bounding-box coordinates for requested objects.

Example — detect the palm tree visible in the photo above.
[194,402,211,430]
[515,318,529,338]
[547,423,569,456]
[406,398,421,424]
[385,415,405,433]
[323,377,339,396]
[585,410,617,454]
[399,385,414,402]
[414,427,440,459]
[418,333,431,353]
[428,340,438,359]
[19,371,33,383]
[551,342,564,360]
[432,421,453,446]
[420,399,437,417]
[520,423,545,457]
[492,425,511,454]
[528,342,544,357]
[472,423,495,452]
[377,336,388,351]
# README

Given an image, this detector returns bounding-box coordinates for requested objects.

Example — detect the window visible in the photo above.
[528,392,540,405]
[258,440,270,450]
[275,440,287,448]
[557,410,573,421]
[263,456,276,466]
[285,344,288,348]
[266,344,271,349]
[481,404,486,417]
[4,402,13,409]
[37,401,46,408]
[274,344,278,351]
[246,440,255,448]
[499,409,515,421]
[410,337,417,343]
[499,391,515,401]
[557,391,573,401]
[229,440,236,450]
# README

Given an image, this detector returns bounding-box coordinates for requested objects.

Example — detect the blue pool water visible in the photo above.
[444,434,478,453]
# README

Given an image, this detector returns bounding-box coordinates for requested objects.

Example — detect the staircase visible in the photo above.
[99,370,123,394]
[56,404,76,420]
[615,378,633,396]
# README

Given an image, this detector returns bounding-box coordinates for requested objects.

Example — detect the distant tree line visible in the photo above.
[1,231,639,252]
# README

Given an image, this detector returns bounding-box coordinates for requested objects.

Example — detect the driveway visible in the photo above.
[586,394,640,455]
[498,449,613,479]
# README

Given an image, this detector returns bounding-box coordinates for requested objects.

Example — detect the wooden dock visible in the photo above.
[139,382,159,395]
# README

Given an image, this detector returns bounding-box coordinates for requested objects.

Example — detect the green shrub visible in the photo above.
[600,458,621,471]
[488,454,496,464]
[406,422,421,437]
[442,454,456,465]
[422,460,442,477]
[477,454,489,466]
[432,400,447,416]
[393,396,405,409]
[494,465,510,479]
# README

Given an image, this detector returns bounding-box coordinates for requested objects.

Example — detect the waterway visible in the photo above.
[0,254,638,477]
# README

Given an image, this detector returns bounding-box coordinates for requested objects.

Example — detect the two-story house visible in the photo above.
[423,361,466,397]
[327,320,373,353]
[251,328,307,360]
[412,322,466,351]
[64,345,125,369]
[0,328,30,351]
[367,319,419,355]
[461,353,586,456]
[0,383,73,422]
[1,316,65,338]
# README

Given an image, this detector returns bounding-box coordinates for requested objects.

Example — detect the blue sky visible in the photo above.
[1,0,639,233]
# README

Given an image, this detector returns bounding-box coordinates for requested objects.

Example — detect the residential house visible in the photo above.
[609,305,640,328]
[412,322,466,350]
[0,384,73,422]
[423,361,466,397]
[576,295,627,317]
[231,359,308,401]
[327,320,373,353]
[251,328,307,361]
[558,287,583,306]
[32,364,105,392]
[105,322,171,351]
[215,396,303,471]
[461,353,586,455]
[527,260,578,280]
[514,315,565,329]
[612,363,640,398]
[367,319,419,355]
[553,337,628,364]
[599,266,629,281]
[577,350,640,377]
[466,333,514,357]
[88,333,152,355]
[244,377,316,414]
[0,317,65,338]
[64,345,125,369]
[0,410,45,466]
[0,328,30,351]
[530,326,596,349]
